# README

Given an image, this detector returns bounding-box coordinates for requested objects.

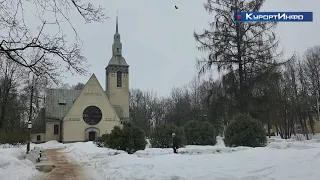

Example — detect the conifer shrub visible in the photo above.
[94,134,109,147]
[224,114,267,147]
[121,123,147,153]
[95,123,147,154]
[150,124,186,148]
[184,121,216,145]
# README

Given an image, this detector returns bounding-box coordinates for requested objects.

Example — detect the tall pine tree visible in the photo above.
[194,0,280,113]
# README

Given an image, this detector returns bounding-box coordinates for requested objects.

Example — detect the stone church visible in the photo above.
[31,17,129,143]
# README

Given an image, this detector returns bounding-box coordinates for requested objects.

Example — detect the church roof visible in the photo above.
[45,89,82,120]
[108,56,129,66]
[40,74,119,123]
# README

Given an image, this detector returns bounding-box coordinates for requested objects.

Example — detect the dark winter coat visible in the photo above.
[173,136,178,149]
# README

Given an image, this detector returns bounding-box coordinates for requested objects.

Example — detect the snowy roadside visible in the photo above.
[0,145,39,180]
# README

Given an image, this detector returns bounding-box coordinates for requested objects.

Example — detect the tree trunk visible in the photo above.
[235,22,245,113]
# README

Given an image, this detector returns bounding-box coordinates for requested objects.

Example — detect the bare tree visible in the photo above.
[0,0,107,82]
[297,61,312,138]
[269,73,294,139]
[0,55,25,129]
[304,46,320,122]
[72,82,85,90]
[188,76,204,121]
[270,58,302,139]
[129,89,165,137]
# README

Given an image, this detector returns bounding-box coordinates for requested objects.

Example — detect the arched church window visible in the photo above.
[117,71,122,87]
[82,106,102,125]
[117,48,119,53]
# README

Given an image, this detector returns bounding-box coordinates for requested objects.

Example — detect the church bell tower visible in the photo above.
[105,16,129,121]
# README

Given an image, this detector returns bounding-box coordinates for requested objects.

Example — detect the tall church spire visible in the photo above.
[112,14,122,56]
[116,15,119,33]
[107,13,128,66]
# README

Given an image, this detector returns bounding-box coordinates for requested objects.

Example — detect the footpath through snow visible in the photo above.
[30,141,103,180]
[1,135,320,180]
[32,148,101,180]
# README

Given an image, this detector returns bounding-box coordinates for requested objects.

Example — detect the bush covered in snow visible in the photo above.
[184,121,216,145]
[224,114,267,147]
[150,124,186,148]
[95,123,147,154]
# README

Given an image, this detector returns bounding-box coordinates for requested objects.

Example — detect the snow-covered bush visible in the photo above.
[184,121,216,145]
[95,123,147,154]
[150,124,186,148]
[224,114,267,147]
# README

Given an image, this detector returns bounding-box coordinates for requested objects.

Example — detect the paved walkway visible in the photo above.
[33,149,89,180]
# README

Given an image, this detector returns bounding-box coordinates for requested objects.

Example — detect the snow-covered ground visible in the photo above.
[0,145,38,180]
[1,134,320,180]
[62,136,320,180]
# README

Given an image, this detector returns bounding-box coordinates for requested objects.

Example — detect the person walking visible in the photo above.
[172,133,178,154]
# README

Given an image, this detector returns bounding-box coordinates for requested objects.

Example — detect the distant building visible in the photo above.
[31,17,129,143]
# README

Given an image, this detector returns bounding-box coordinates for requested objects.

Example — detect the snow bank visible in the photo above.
[0,147,38,180]
[63,141,126,163]
[267,135,320,150]
[67,143,320,179]
[267,141,318,150]
[0,147,26,160]
[62,141,126,179]
[312,133,320,140]
[135,145,251,157]
[35,140,72,149]
[61,134,320,180]
[137,136,252,157]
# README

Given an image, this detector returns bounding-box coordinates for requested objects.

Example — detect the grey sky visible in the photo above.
[61,0,319,97]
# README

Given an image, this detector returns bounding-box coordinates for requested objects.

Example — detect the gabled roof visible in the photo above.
[45,89,82,120]
[44,74,124,122]
[62,73,121,121]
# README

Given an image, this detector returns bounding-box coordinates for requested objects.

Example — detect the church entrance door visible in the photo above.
[88,131,96,141]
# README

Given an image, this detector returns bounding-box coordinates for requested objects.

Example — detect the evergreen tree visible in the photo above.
[194,0,280,113]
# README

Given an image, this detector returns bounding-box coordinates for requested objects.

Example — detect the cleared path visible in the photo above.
[32,148,93,180]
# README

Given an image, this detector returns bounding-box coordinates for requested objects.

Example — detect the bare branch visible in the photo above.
[0,0,107,83]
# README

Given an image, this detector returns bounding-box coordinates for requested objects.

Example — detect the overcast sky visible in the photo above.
[61,0,319,97]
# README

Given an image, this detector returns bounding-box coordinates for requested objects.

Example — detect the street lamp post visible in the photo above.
[27,120,32,154]
[26,74,35,154]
